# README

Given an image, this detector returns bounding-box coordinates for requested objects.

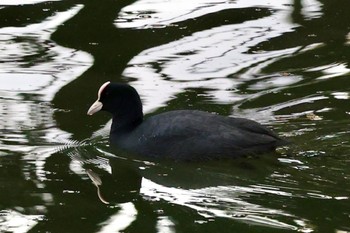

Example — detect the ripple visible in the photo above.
[0,5,93,158]
[115,0,238,29]
[0,0,59,5]
[1,0,350,232]
[310,63,350,80]
[0,5,92,101]
[0,210,43,233]
[141,178,311,231]
[122,4,298,114]
[115,0,294,29]
[300,0,323,20]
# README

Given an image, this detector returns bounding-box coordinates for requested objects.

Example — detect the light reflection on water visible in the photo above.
[140,179,303,231]
[1,0,350,232]
[115,0,295,29]
[0,7,92,231]
[0,5,92,101]
[1,0,59,5]
[69,146,310,231]
[121,0,299,114]
[0,210,43,233]
[0,5,92,149]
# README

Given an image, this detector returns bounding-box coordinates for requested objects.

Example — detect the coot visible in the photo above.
[87,81,287,160]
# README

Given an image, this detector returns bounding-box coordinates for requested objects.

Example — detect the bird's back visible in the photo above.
[113,110,286,160]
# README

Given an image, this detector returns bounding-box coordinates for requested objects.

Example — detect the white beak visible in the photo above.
[87,81,110,116]
[87,100,103,115]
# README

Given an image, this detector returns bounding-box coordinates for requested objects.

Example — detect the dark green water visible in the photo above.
[1,0,350,232]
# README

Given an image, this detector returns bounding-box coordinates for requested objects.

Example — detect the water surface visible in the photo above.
[1,0,350,232]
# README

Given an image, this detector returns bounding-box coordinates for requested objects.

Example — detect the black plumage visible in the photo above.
[88,82,287,160]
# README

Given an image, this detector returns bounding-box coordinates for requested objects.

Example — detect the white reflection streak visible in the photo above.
[0,5,92,186]
[121,1,298,113]
[116,0,236,28]
[156,216,176,233]
[0,5,91,154]
[346,32,350,45]
[141,178,299,230]
[97,203,137,233]
[316,63,350,80]
[0,210,43,233]
[116,0,294,29]
[0,4,92,101]
[300,0,323,19]
[1,0,59,5]
[332,92,350,100]
[235,95,329,123]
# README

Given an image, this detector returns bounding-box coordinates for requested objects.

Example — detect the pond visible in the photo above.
[1,0,350,232]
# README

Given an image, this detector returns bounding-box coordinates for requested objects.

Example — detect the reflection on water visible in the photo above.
[0,5,92,150]
[123,20,299,114]
[0,5,91,100]
[1,0,58,5]
[71,147,312,231]
[1,0,350,232]
[140,179,305,231]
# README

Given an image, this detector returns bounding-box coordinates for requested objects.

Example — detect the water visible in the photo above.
[1,0,350,232]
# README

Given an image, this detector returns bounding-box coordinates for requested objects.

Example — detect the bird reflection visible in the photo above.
[67,146,313,231]
[86,169,110,204]
[69,144,286,203]
[69,148,142,205]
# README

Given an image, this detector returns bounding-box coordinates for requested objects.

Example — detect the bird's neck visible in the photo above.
[110,110,143,134]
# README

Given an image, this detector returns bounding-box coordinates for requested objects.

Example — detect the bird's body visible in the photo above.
[88,82,287,161]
